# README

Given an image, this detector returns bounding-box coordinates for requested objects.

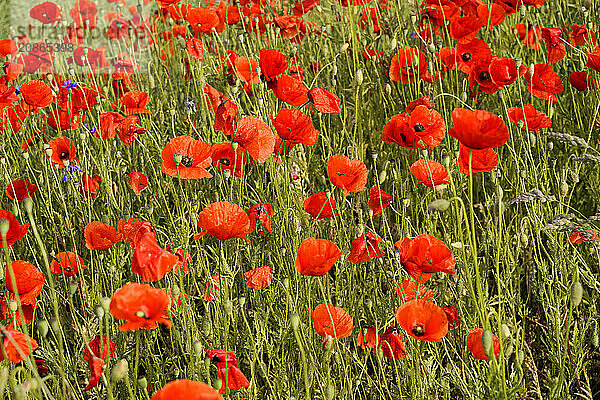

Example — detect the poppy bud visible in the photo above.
[501,324,511,339]
[496,185,504,200]
[528,64,535,78]
[385,84,391,96]
[482,330,494,359]
[37,319,49,338]
[548,142,554,152]
[461,92,468,103]
[505,343,514,359]
[332,65,338,75]
[223,299,233,316]
[570,281,583,307]
[69,280,78,296]
[148,74,155,89]
[325,383,335,400]
[99,297,111,313]
[516,350,525,366]
[290,313,300,331]
[428,42,436,53]
[520,233,529,248]
[410,14,417,24]
[559,182,569,197]
[451,242,463,249]
[364,298,373,309]
[0,219,9,237]
[375,347,384,362]
[355,69,364,86]
[94,304,105,319]
[213,378,223,392]
[427,199,450,212]
[591,330,599,348]
[515,57,522,69]
[356,225,364,236]
[171,284,181,299]
[111,359,129,382]
[378,169,387,184]
[238,296,246,308]
[403,198,411,207]
[137,377,147,389]
[7,300,17,312]
[529,133,536,147]
[22,152,29,160]
[340,43,349,53]
[587,21,593,30]
[11,204,18,217]
[323,335,334,353]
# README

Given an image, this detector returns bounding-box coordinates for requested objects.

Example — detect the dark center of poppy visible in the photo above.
[59,151,69,160]
[255,205,266,215]
[180,155,194,167]
[414,123,426,132]
[412,323,426,337]
[461,52,472,62]
[219,157,231,166]
[479,71,491,81]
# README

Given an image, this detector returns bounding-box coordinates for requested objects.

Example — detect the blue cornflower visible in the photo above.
[61,80,78,89]
[83,123,97,135]
[63,164,83,182]
[15,85,21,95]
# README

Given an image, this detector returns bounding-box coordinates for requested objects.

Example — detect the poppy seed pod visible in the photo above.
[7,300,17,312]
[428,199,450,212]
[570,281,583,307]
[111,360,129,382]
[559,182,569,196]
[37,319,49,337]
[137,377,147,389]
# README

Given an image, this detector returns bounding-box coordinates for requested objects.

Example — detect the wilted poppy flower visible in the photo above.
[442,305,460,329]
[85,356,104,391]
[20,80,53,108]
[195,202,252,242]
[0,210,29,247]
[410,159,449,187]
[295,237,343,276]
[273,75,308,106]
[129,172,149,195]
[357,325,378,349]
[272,108,319,146]
[131,232,178,282]
[5,179,37,201]
[50,251,86,276]
[395,280,434,303]
[214,100,238,135]
[0,328,38,363]
[396,299,448,342]
[327,154,368,196]
[347,232,384,264]
[368,186,393,216]
[245,265,273,290]
[307,87,341,114]
[378,326,408,360]
[5,260,45,304]
[48,136,78,168]
[161,135,212,179]
[303,191,336,219]
[84,221,122,250]
[259,48,288,84]
[186,38,204,61]
[524,64,563,103]
[118,218,153,249]
[109,282,171,331]
[311,303,353,339]
[150,379,223,400]
[457,144,498,174]
[467,328,500,360]
[389,46,429,84]
[395,234,456,281]
[247,203,274,233]
[540,27,566,63]
[233,117,275,163]
[448,108,509,149]
[83,335,116,364]
[569,230,600,244]
[507,104,551,131]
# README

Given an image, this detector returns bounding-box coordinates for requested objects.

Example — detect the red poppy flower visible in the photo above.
[586,48,600,73]
[259,48,288,84]
[395,280,434,303]
[0,328,38,363]
[213,100,238,136]
[476,4,506,27]
[118,218,153,249]
[272,108,319,146]
[295,237,342,276]
[46,109,82,131]
[234,56,260,91]
[327,154,368,196]
[489,56,525,87]
[442,305,460,329]
[406,95,432,114]
[347,232,384,264]
[131,232,178,282]
[50,251,86,276]
[382,113,423,149]
[195,202,252,242]
[457,144,498,174]
[110,283,171,331]
[150,379,223,400]
[411,105,446,148]
[70,0,97,29]
[247,203,274,233]
[0,209,29,248]
[524,64,563,103]
[232,116,275,163]
[507,104,551,131]
[212,141,250,177]
[395,234,456,282]
[307,88,341,114]
[186,38,204,61]
[5,179,37,201]
[48,136,78,168]
[204,84,227,114]
[357,325,378,349]
[570,24,597,47]
[467,328,500,360]
[569,230,600,244]
[273,75,308,106]
[85,356,104,391]
[378,326,407,360]
[569,71,597,91]
[244,265,273,290]
[514,23,541,49]
[5,260,45,304]
[96,111,123,140]
[368,186,393,216]
[204,274,220,300]
[120,90,150,115]
[396,299,448,342]
[161,135,212,179]
[164,245,191,276]
[81,172,102,198]
[84,221,122,250]
[311,303,353,339]
[186,6,220,34]
[30,2,63,24]
[449,15,482,42]
[448,108,509,149]
[0,39,17,58]
[129,172,149,195]
[83,335,116,364]
[541,27,566,63]
[389,47,429,84]
[1,297,36,325]
[452,38,492,74]
[303,191,336,219]
[216,363,250,393]
[20,80,53,108]
[410,159,449,187]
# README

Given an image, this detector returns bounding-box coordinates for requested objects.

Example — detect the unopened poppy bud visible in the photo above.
[520,233,529,248]
[410,14,417,24]
[528,64,535,78]
[11,203,18,217]
[173,152,183,164]
[239,296,246,308]
[591,330,599,348]
[529,133,536,147]
[515,57,522,69]
[501,324,511,339]
[223,299,233,316]
[355,69,363,86]
[516,350,524,366]
[203,356,211,370]
[94,304,105,319]
[37,319,49,337]
[378,169,387,184]
[0,219,9,237]
[461,91,468,103]
[442,153,450,168]
[364,298,373,309]
[148,74,155,89]
[587,21,593,30]
[22,152,29,160]
[282,277,290,289]
[171,284,180,299]
[559,182,569,197]
[505,343,514,359]
[451,241,463,249]
[385,83,391,96]
[390,38,397,48]
[517,120,524,129]
[325,383,335,400]
[340,43,349,53]
[137,377,147,389]
[111,359,129,382]
[370,149,378,161]
[403,198,411,207]
[356,225,364,236]
[7,300,17,312]
[375,347,384,362]
[496,185,504,200]
[290,313,300,331]
[428,199,450,212]
[69,280,78,295]
[482,330,494,359]
[99,297,111,313]
[570,281,583,307]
